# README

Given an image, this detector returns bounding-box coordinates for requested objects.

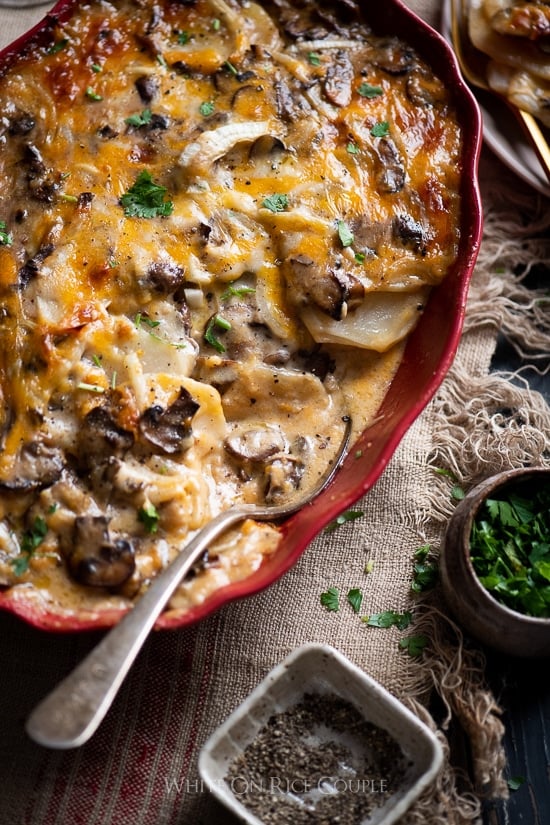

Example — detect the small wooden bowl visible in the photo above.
[441,467,550,658]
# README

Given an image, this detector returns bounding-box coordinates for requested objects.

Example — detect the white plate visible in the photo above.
[441,0,550,198]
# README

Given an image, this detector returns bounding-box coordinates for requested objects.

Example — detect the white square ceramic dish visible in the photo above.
[199,643,443,825]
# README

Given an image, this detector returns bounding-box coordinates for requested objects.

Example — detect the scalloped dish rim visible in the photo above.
[0,0,483,632]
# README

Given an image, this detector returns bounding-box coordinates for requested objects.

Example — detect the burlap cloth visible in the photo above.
[1,2,549,823]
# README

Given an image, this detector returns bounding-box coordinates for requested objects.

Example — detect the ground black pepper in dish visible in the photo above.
[225,692,410,824]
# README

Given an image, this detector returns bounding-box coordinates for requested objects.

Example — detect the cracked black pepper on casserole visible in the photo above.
[0,0,462,617]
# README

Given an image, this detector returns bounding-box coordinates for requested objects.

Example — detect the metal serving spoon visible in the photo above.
[26,416,352,749]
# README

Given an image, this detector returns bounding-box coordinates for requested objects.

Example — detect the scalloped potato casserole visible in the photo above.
[0,0,462,618]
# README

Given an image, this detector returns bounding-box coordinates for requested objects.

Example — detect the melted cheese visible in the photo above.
[0,0,462,619]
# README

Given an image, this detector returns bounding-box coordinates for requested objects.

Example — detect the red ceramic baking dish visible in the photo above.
[0,0,483,631]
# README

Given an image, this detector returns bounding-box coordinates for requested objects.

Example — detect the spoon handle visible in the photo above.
[25,507,252,749]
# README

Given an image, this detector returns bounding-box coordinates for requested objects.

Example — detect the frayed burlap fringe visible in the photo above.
[399,165,550,822]
[400,607,508,825]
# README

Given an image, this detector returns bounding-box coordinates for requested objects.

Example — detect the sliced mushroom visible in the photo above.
[296,347,335,380]
[0,441,64,492]
[393,214,427,254]
[67,515,135,588]
[406,67,447,107]
[284,254,339,316]
[79,405,135,466]
[225,425,288,464]
[324,50,353,107]
[8,112,35,136]
[22,143,58,203]
[135,74,159,103]
[374,138,406,194]
[284,254,364,319]
[147,260,185,294]
[275,77,312,122]
[97,124,119,140]
[139,386,199,454]
[18,243,55,289]
[350,214,391,253]
[264,445,306,504]
[370,38,417,74]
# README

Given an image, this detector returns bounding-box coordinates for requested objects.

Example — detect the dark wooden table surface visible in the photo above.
[482,652,550,825]
[481,274,550,824]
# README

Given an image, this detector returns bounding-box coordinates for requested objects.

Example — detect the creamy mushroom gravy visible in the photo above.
[0,0,462,619]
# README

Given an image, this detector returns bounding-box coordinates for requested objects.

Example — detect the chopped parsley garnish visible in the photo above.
[337,220,354,248]
[85,86,103,101]
[308,52,321,67]
[370,121,390,138]
[134,312,165,343]
[12,516,48,576]
[11,555,31,577]
[138,502,160,534]
[92,63,102,73]
[125,108,152,127]
[0,221,12,246]
[224,60,238,76]
[325,509,363,532]
[361,610,412,629]
[434,467,458,480]
[199,100,215,117]
[358,82,383,98]
[347,588,363,614]
[220,282,256,300]
[47,38,69,55]
[177,30,191,44]
[507,776,526,792]
[411,545,439,593]
[21,516,48,554]
[452,485,465,500]
[355,252,366,264]
[399,634,428,657]
[470,482,550,618]
[135,312,161,330]
[120,171,174,218]
[346,142,360,155]
[320,586,340,612]
[262,193,289,213]
[205,314,231,352]
[434,468,465,500]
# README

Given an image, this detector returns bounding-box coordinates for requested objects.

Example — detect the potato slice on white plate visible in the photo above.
[469,0,550,80]
[486,61,550,127]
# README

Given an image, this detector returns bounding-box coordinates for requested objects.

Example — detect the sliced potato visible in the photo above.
[486,60,550,126]
[470,0,550,80]
[301,288,430,352]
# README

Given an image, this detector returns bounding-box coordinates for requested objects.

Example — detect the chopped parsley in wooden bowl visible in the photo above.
[441,467,550,658]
